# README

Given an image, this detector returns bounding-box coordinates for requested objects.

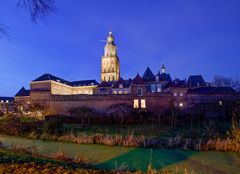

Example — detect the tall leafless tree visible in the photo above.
[0,0,56,38]
[212,75,240,92]
[108,103,132,124]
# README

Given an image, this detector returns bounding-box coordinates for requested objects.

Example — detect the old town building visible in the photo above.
[14,32,240,115]
[0,97,14,115]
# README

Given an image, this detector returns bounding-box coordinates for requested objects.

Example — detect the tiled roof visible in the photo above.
[33,74,69,85]
[187,75,206,88]
[15,87,30,97]
[0,97,14,102]
[32,74,98,87]
[156,72,172,82]
[167,79,187,88]
[132,74,145,84]
[142,67,155,82]
[188,87,236,94]
[112,78,130,88]
[70,80,98,87]
[98,81,112,87]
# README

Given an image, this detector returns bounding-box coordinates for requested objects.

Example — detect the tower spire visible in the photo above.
[101,31,120,82]
[107,31,114,44]
[161,64,166,74]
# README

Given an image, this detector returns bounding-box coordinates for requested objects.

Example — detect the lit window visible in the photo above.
[113,91,117,94]
[219,101,223,106]
[119,84,123,88]
[180,92,184,97]
[174,93,177,97]
[0,100,3,103]
[6,100,9,103]
[124,91,128,94]
[118,91,122,94]
[179,102,183,107]
[141,99,146,108]
[133,99,139,108]
[137,89,142,96]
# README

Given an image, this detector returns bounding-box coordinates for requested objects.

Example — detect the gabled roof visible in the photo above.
[187,75,206,88]
[15,87,30,97]
[0,97,14,102]
[32,73,98,87]
[132,74,145,84]
[188,87,236,94]
[70,80,98,87]
[142,67,155,82]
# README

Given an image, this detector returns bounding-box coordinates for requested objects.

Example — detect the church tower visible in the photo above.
[101,32,120,82]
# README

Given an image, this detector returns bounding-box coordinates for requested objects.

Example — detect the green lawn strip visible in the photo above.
[0,147,75,169]
[1,134,240,173]
[168,151,240,174]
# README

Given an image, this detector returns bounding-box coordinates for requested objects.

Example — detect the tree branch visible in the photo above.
[0,22,9,39]
[17,0,56,23]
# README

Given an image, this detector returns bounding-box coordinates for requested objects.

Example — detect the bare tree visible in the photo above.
[0,0,56,38]
[68,106,94,125]
[108,103,132,124]
[29,103,49,119]
[0,23,9,39]
[17,0,56,23]
[212,75,240,91]
[212,75,232,87]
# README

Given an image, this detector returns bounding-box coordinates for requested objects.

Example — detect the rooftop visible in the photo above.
[32,73,99,87]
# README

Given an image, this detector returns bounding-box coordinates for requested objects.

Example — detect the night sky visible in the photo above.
[1,0,240,96]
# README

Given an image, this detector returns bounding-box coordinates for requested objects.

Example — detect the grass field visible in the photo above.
[0,134,239,173]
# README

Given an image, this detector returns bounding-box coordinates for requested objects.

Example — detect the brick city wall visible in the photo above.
[31,92,172,115]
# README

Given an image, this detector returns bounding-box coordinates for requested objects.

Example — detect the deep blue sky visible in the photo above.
[1,0,240,96]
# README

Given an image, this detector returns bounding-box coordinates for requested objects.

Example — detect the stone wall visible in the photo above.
[31,93,172,115]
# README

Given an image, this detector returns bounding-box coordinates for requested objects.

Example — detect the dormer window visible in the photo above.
[119,84,123,88]
[57,79,60,83]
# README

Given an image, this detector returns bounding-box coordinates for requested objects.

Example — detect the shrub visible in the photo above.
[43,119,63,135]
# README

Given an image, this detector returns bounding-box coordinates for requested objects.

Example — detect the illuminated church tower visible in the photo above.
[101,32,120,82]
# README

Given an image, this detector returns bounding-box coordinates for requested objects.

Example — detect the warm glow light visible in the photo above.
[141,99,146,108]
[133,99,139,108]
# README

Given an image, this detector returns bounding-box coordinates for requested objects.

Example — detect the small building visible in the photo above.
[0,97,14,115]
